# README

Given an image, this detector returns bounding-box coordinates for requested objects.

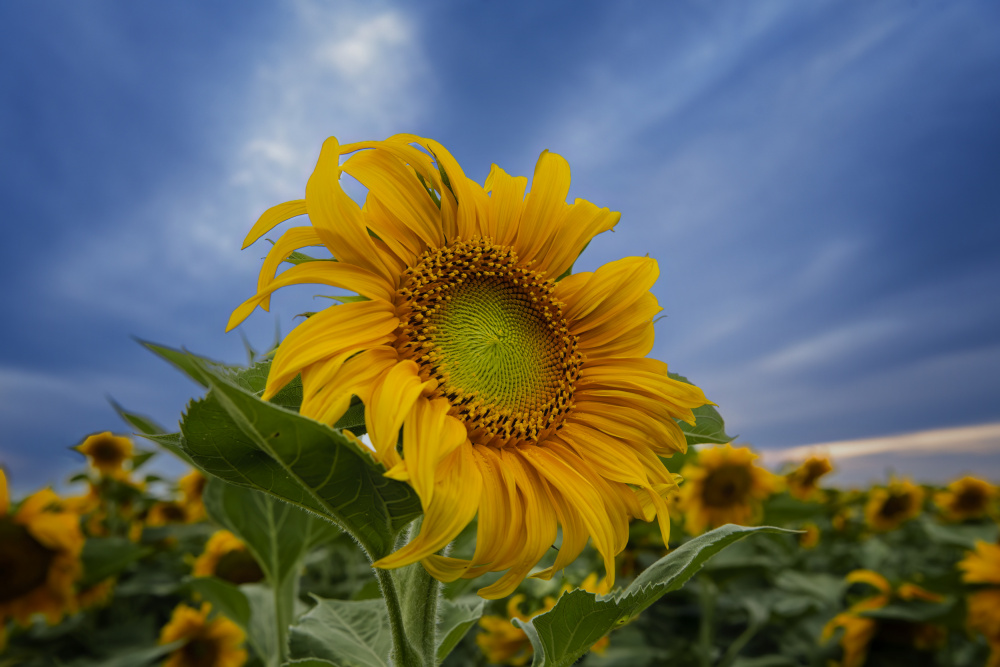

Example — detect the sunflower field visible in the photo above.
[2,136,999,667]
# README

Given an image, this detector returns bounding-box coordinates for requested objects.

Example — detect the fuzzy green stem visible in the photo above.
[374,565,423,667]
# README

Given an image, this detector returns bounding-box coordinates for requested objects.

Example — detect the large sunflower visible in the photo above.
[0,471,84,646]
[228,134,709,598]
[677,444,779,535]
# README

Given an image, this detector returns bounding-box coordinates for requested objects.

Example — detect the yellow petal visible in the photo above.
[519,446,618,592]
[476,448,557,599]
[264,300,398,398]
[421,554,473,582]
[531,478,589,579]
[242,200,307,249]
[402,396,468,507]
[227,260,393,331]
[845,570,892,595]
[299,346,397,425]
[345,149,444,251]
[562,257,659,333]
[306,137,396,283]
[537,199,619,279]
[467,445,524,573]
[0,469,7,516]
[374,445,482,567]
[366,361,433,469]
[484,164,528,246]
[516,150,571,264]
[255,226,327,310]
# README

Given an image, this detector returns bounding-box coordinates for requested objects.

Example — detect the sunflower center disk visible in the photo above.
[397,240,582,446]
[0,520,56,602]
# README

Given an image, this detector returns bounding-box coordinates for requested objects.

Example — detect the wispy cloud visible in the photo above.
[758,421,1000,485]
[50,1,431,323]
[753,320,900,375]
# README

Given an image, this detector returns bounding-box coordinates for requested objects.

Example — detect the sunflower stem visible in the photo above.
[374,565,424,667]
[394,559,442,666]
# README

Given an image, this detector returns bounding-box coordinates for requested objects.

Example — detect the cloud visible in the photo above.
[50,1,432,324]
[753,319,900,375]
[758,421,1000,485]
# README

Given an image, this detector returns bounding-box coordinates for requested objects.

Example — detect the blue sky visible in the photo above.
[2,1,999,493]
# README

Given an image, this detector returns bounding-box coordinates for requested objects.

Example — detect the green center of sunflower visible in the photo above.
[702,465,752,507]
[0,519,56,603]
[397,240,582,446]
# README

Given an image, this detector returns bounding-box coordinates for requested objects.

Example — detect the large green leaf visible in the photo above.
[435,597,485,665]
[668,372,735,445]
[287,594,483,667]
[289,597,392,667]
[80,537,151,587]
[203,478,339,665]
[515,525,790,667]
[144,343,422,560]
[202,477,337,585]
[188,577,252,629]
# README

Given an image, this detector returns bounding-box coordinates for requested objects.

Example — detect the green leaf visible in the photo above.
[668,373,735,445]
[63,641,184,667]
[762,495,826,524]
[147,343,422,559]
[436,597,485,664]
[515,525,791,667]
[203,478,340,665]
[80,537,150,587]
[921,518,999,549]
[188,577,252,629]
[284,251,334,266]
[130,449,157,470]
[110,399,168,437]
[289,597,392,667]
[203,477,337,585]
[861,599,954,623]
[333,400,367,436]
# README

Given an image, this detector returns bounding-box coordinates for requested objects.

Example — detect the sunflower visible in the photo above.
[179,470,208,522]
[74,432,133,478]
[785,455,833,501]
[477,594,555,666]
[76,577,115,611]
[228,134,709,598]
[159,602,247,667]
[476,573,611,665]
[968,589,1000,667]
[677,444,779,535]
[864,479,924,532]
[0,470,84,647]
[147,500,193,526]
[798,522,820,549]
[959,540,1000,585]
[822,570,944,667]
[935,476,997,522]
[192,531,264,585]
